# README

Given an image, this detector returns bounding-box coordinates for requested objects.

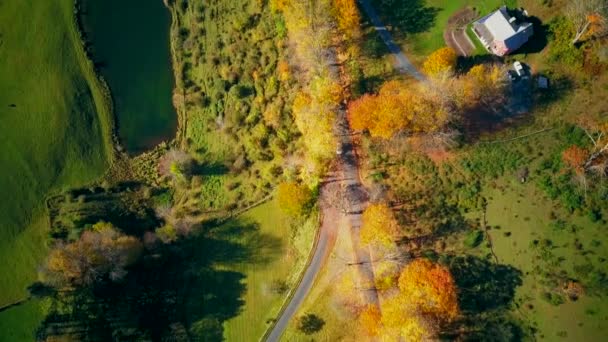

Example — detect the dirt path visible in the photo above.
[444,8,477,56]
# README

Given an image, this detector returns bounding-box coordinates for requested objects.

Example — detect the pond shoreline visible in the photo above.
[77,0,179,155]
[71,0,119,161]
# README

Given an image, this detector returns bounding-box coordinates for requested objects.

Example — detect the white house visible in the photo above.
[472,6,533,56]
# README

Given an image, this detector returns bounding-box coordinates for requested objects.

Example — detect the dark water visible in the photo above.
[82,0,176,154]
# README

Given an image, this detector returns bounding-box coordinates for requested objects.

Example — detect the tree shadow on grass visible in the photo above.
[36,217,282,341]
[370,0,440,36]
[439,255,527,341]
[445,255,522,313]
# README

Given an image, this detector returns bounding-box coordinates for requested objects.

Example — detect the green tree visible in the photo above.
[298,313,325,335]
[277,181,313,217]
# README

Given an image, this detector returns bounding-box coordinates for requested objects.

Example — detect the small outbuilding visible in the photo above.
[472,6,533,56]
[537,76,549,89]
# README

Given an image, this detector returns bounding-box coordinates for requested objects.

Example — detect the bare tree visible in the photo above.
[566,0,608,45]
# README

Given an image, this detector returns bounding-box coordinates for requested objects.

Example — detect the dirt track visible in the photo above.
[444,7,478,56]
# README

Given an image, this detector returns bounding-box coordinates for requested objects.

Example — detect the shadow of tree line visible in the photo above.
[370,0,439,36]
[34,215,282,341]
[442,255,527,341]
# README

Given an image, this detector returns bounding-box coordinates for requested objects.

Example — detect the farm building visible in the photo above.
[472,6,533,56]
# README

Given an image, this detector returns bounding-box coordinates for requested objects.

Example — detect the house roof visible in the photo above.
[484,7,518,41]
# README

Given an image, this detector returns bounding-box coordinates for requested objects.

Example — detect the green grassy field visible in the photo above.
[481,179,608,340]
[0,0,113,337]
[220,200,316,340]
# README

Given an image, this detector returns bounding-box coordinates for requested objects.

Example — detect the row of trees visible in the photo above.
[274,0,342,176]
[355,203,459,339]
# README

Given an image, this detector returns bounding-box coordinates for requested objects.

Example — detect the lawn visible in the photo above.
[222,200,316,341]
[465,23,489,55]
[0,0,112,337]
[399,0,511,57]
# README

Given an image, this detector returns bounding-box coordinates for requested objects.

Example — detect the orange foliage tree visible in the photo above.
[566,0,608,44]
[366,258,458,340]
[562,145,589,175]
[348,80,453,139]
[44,222,143,287]
[358,305,382,336]
[277,181,313,217]
[398,258,459,321]
[422,47,458,76]
[360,203,401,247]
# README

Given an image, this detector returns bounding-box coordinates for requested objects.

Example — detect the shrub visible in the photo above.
[548,17,584,68]
[464,230,484,248]
[541,292,565,306]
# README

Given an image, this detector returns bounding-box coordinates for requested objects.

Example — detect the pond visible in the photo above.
[81,0,176,154]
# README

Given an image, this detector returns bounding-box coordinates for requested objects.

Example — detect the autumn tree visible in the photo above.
[333,0,362,41]
[349,78,458,141]
[566,0,608,44]
[277,181,313,217]
[459,64,508,109]
[576,116,608,175]
[293,100,337,164]
[398,258,459,321]
[43,222,143,287]
[562,145,589,175]
[359,305,382,336]
[360,203,401,247]
[380,295,438,340]
[422,47,458,76]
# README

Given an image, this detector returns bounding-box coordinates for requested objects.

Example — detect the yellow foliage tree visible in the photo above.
[333,0,362,41]
[277,181,313,217]
[422,47,458,76]
[360,204,400,246]
[380,295,437,341]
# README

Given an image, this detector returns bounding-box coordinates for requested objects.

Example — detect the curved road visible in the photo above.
[265,2,420,340]
[357,0,424,79]
[265,179,340,342]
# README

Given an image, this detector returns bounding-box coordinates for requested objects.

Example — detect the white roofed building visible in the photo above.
[472,6,533,56]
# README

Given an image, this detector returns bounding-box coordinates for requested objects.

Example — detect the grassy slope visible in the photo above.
[0,0,112,335]
[221,200,315,340]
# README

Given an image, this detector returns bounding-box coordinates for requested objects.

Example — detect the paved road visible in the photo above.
[357,0,424,80]
[265,180,340,342]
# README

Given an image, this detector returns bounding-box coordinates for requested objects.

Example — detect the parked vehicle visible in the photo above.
[513,61,525,77]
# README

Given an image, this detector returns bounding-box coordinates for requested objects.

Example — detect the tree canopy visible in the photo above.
[43,222,143,287]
